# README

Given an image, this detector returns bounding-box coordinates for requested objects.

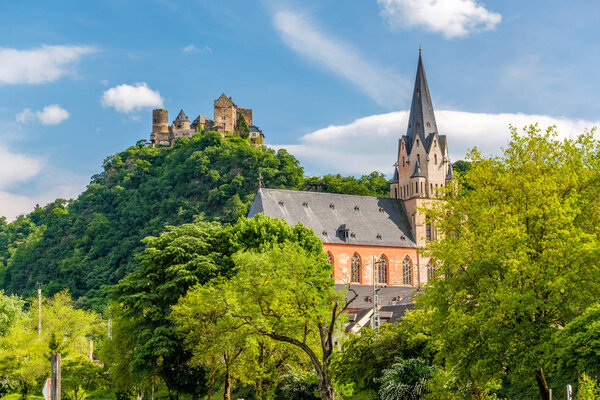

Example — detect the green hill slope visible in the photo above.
[0,132,389,309]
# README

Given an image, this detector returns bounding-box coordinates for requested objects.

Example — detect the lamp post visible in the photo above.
[371,256,381,330]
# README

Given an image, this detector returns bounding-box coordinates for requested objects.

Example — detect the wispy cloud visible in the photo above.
[182,44,212,53]
[274,111,600,175]
[271,9,408,106]
[16,105,70,125]
[377,0,501,39]
[0,45,96,85]
[101,82,164,113]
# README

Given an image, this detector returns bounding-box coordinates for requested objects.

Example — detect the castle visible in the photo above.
[249,50,451,289]
[150,93,265,146]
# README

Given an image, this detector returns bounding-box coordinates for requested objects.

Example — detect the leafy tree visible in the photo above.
[174,242,356,400]
[556,303,600,381]
[110,221,228,400]
[0,291,104,399]
[420,125,600,399]
[576,373,600,399]
[0,290,24,336]
[451,160,471,175]
[234,114,250,139]
[330,309,434,395]
[274,367,320,400]
[302,172,390,197]
[376,358,435,400]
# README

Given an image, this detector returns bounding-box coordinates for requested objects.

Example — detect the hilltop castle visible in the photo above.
[150,93,265,146]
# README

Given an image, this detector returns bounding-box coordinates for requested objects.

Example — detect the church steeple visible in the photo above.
[406,50,438,142]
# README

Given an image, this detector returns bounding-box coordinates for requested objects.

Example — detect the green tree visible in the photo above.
[110,221,228,400]
[0,290,24,336]
[556,304,600,381]
[330,309,434,395]
[376,358,436,400]
[174,242,355,400]
[420,125,600,399]
[235,114,250,139]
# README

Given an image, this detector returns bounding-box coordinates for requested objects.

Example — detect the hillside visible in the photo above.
[0,131,390,310]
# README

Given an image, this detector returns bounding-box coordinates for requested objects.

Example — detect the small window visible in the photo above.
[434,154,437,164]
[427,122,431,127]
[426,215,432,241]
[416,139,419,147]
[415,182,418,193]
[416,122,420,127]
[351,254,361,283]
[402,156,405,166]
[402,256,412,285]
[222,116,226,120]
[416,88,421,94]
[434,140,437,147]
[417,154,420,163]
[394,187,398,198]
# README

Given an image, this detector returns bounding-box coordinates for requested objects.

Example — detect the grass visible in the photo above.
[0,395,45,400]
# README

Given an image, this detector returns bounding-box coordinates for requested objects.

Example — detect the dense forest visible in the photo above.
[0,131,390,310]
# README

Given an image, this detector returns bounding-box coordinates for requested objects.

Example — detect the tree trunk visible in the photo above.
[223,369,231,400]
[536,368,550,400]
[317,369,335,400]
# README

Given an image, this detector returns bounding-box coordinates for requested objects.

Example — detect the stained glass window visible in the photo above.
[351,254,361,283]
[402,256,412,285]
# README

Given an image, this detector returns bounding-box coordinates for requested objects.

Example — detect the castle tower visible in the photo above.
[390,50,452,284]
[151,109,170,145]
[173,109,190,130]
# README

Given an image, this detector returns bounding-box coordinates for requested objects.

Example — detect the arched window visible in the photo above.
[434,154,437,164]
[394,187,398,198]
[402,256,412,285]
[378,256,388,284]
[417,154,420,163]
[426,122,431,127]
[351,253,361,283]
[402,156,405,166]
[327,252,334,265]
[427,260,436,281]
[415,182,419,193]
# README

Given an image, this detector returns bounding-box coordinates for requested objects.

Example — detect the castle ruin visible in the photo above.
[150,93,265,146]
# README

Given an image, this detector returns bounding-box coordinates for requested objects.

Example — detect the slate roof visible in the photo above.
[410,160,425,178]
[175,109,189,121]
[248,189,416,248]
[446,162,455,180]
[406,50,438,144]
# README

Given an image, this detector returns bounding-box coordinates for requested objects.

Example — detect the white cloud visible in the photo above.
[101,82,164,113]
[378,0,501,39]
[274,111,600,176]
[0,45,96,84]
[0,146,42,189]
[16,105,70,125]
[183,44,212,53]
[272,9,408,106]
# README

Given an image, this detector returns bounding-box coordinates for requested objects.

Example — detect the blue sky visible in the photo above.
[1,0,600,219]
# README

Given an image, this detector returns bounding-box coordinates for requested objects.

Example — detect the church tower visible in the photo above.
[390,50,452,283]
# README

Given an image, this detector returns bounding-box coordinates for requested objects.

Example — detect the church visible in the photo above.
[248,51,453,290]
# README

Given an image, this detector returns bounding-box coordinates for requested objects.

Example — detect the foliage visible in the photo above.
[301,172,390,197]
[234,114,250,139]
[108,221,228,399]
[174,240,350,400]
[0,133,387,309]
[274,367,320,400]
[0,291,25,336]
[376,358,435,400]
[576,374,600,400]
[0,291,104,399]
[331,309,434,394]
[420,125,600,398]
[556,304,600,381]
[451,160,471,175]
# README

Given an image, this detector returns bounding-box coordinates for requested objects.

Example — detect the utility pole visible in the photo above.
[51,354,61,400]
[37,282,42,339]
[371,256,380,330]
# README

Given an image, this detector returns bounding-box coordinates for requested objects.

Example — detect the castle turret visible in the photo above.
[152,109,170,145]
[173,109,190,130]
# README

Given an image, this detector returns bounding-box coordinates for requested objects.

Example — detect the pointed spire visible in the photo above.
[411,159,425,178]
[446,162,455,181]
[406,50,438,144]
[175,109,189,121]
[392,166,399,183]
